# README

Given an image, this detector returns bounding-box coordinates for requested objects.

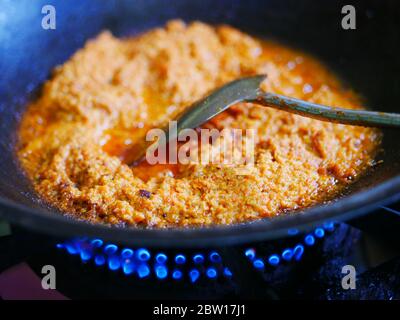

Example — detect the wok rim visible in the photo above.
[0,174,400,248]
[0,0,399,248]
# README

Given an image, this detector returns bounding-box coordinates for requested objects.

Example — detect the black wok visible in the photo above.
[0,0,400,247]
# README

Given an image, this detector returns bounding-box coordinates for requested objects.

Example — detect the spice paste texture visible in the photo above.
[17,21,380,227]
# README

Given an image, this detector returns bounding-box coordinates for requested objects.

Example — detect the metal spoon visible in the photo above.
[129,75,400,165]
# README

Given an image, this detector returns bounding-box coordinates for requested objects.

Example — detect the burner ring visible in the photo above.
[56,223,336,283]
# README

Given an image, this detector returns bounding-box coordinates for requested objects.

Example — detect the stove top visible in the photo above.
[1,206,400,300]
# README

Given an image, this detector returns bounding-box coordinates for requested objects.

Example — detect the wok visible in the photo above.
[0,0,399,247]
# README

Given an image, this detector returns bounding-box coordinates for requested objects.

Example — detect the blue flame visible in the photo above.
[172,269,183,280]
[90,239,103,248]
[108,256,121,271]
[304,234,315,246]
[244,248,256,260]
[137,264,150,278]
[288,228,299,235]
[281,249,293,261]
[253,259,265,269]
[122,259,136,275]
[189,269,200,283]
[209,251,221,263]
[223,267,233,278]
[65,243,78,255]
[155,265,168,279]
[121,248,134,259]
[94,255,106,266]
[104,244,118,255]
[136,248,151,262]
[268,254,280,266]
[323,221,335,231]
[175,254,186,265]
[155,253,168,264]
[314,228,325,238]
[206,267,217,279]
[293,244,304,261]
[193,254,204,264]
[80,249,92,262]
[57,224,335,280]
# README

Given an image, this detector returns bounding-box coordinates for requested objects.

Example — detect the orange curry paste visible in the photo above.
[17,21,380,227]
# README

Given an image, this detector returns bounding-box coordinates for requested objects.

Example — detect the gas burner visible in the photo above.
[3,219,399,299]
[55,223,335,284]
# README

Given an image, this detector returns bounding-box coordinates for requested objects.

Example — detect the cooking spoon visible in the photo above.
[129,74,400,165]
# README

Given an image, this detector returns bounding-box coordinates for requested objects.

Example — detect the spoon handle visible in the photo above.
[251,92,400,128]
